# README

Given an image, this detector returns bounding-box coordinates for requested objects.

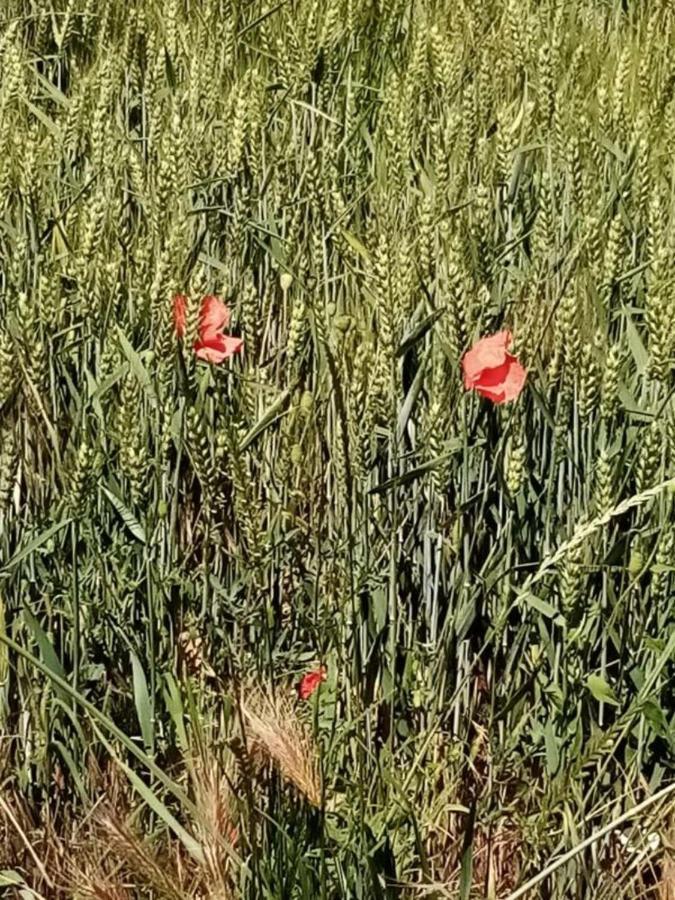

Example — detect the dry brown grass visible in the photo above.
[0,785,63,893]
[187,748,240,896]
[660,855,675,900]
[240,690,322,809]
[0,746,240,900]
[659,821,675,900]
[413,721,525,898]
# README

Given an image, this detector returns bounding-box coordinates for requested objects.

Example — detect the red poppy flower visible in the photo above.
[173,294,244,364]
[461,330,527,404]
[297,666,327,701]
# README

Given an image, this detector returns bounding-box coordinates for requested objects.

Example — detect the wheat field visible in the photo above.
[1,1,675,897]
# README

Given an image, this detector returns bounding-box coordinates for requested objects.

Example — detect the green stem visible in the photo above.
[71,519,79,697]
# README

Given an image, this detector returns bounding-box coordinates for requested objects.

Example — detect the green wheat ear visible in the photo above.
[601,343,622,423]
[636,420,663,494]
[650,526,674,605]
[578,331,602,422]
[594,448,614,515]
[0,328,16,409]
[645,247,673,384]
[505,426,527,496]
[0,425,17,513]
[65,439,97,518]
[185,405,215,505]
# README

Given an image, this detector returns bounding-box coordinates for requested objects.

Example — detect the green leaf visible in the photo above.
[240,387,293,451]
[235,0,291,37]
[163,673,188,752]
[130,649,154,752]
[22,97,61,137]
[543,720,560,775]
[397,348,429,439]
[368,443,473,496]
[372,587,388,634]
[340,228,370,261]
[290,97,341,125]
[22,607,67,684]
[644,636,666,654]
[0,633,198,818]
[587,674,619,706]
[116,328,158,408]
[520,592,563,621]
[397,309,444,357]
[624,312,648,375]
[35,71,69,106]
[101,485,147,543]
[164,47,177,90]
[1,519,71,575]
[88,363,127,403]
[642,699,670,738]
[0,870,46,899]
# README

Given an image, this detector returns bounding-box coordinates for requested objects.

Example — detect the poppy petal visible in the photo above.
[195,334,244,364]
[499,358,527,402]
[461,331,512,387]
[297,667,327,700]
[475,383,507,403]
[473,358,527,404]
[200,295,230,335]
[472,359,513,390]
[218,335,244,358]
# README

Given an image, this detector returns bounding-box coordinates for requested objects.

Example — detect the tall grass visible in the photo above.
[1,0,675,897]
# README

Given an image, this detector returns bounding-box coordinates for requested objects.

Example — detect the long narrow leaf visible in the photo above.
[0,634,198,818]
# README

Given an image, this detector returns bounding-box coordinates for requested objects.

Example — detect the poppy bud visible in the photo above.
[628,548,644,576]
[334,315,352,332]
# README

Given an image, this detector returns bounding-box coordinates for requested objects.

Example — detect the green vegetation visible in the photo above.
[1,1,675,896]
